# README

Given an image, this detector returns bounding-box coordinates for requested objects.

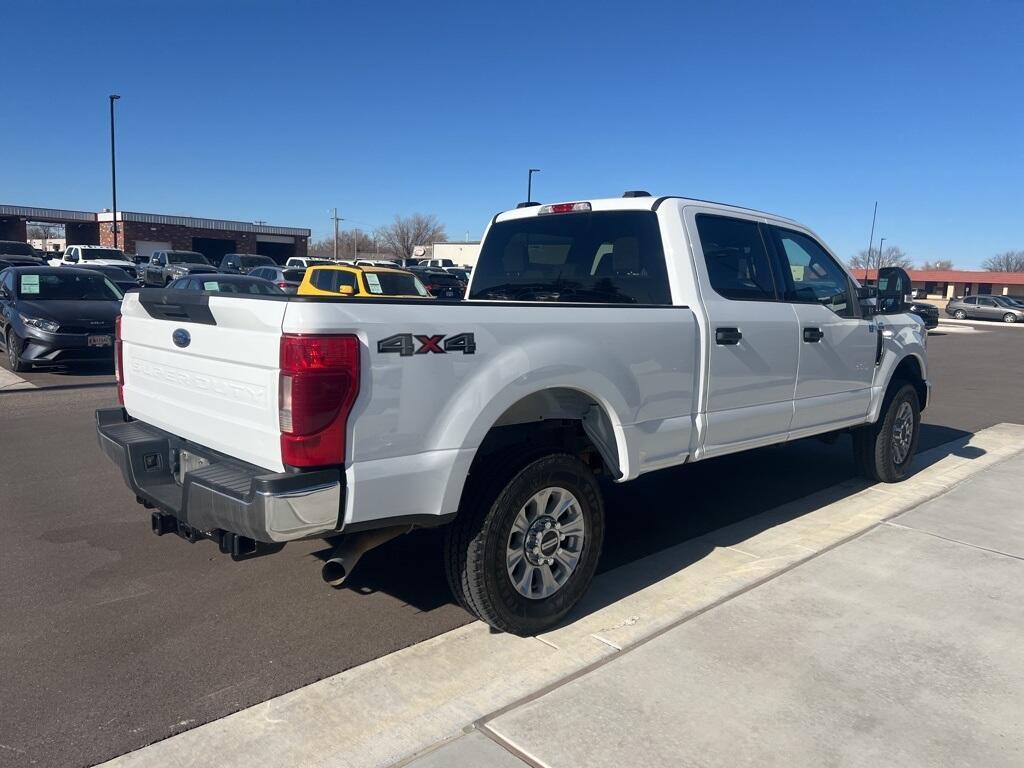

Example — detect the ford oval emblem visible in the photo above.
[172,329,191,348]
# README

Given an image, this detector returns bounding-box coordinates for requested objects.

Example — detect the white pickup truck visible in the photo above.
[97,193,929,635]
[50,245,139,279]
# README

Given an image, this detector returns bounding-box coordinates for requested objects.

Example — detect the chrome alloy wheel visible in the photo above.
[506,486,586,600]
[891,401,915,465]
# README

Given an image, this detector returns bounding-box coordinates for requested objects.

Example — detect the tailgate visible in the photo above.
[120,290,287,471]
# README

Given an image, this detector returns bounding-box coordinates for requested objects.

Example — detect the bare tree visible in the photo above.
[982,250,1024,272]
[849,245,913,271]
[920,259,954,270]
[375,214,447,262]
[308,229,386,260]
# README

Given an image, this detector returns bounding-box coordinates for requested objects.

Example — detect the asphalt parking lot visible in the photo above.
[2,321,1023,768]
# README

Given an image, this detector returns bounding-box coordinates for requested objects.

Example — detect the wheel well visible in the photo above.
[472,388,621,480]
[891,355,927,411]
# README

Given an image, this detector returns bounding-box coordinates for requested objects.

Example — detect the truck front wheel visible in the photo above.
[445,453,605,636]
[853,381,920,483]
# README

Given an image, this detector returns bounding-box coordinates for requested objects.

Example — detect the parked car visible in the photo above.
[286,257,336,269]
[908,300,939,329]
[142,250,217,287]
[245,266,307,294]
[0,253,46,268]
[406,266,465,298]
[0,241,45,265]
[76,264,140,293]
[354,259,401,268]
[166,274,285,295]
[96,193,929,636]
[49,245,138,280]
[422,258,456,268]
[219,253,277,274]
[945,295,1024,323]
[298,264,432,298]
[1,266,122,371]
[444,267,472,283]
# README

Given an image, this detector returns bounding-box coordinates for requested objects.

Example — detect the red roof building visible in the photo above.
[859,269,1024,300]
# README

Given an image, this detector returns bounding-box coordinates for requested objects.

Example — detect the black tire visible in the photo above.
[6,329,28,373]
[1003,313,1018,324]
[853,381,920,483]
[953,310,966,319]
[444,452,605,636]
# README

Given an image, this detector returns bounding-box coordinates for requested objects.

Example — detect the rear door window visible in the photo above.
[470,210,671,304]
[695,214,776,301]
[310,269,357,292]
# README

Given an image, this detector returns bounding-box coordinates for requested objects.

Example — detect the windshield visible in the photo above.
[991,296,1021,307]
[241,256,275,267]
[19,272,122,300]
[470,211,671,304]
[167,252,209,264]
[362,270,430,296]
[0,241,36,256]
[79,248,127,262]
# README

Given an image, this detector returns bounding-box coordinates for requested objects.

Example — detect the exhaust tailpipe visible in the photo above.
[321,525,410,587]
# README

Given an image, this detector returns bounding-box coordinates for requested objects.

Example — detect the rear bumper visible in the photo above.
[95,407,343,544]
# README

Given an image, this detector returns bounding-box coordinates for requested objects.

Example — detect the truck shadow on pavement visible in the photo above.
[315,423,976,620]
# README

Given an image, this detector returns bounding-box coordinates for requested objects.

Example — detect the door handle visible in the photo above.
[803,327,824,343]
[715,327,742,345]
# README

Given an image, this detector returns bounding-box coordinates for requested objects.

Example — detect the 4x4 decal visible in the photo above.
[377,332,476,356]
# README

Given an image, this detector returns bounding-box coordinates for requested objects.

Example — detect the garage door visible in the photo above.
[134,241,171,259]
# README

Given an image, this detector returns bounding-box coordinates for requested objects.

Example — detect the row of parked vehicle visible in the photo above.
[0,240,475,371]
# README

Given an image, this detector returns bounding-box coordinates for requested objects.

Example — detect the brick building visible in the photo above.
[1,204,309,264]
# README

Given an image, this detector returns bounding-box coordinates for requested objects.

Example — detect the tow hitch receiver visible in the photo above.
[149,511,283,560]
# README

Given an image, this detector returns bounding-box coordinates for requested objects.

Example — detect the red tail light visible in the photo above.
[277,282,289,289]
[279,334,360,467]
[114,315,125,404]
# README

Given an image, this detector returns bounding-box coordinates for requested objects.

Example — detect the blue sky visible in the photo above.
[2,0,1021,267]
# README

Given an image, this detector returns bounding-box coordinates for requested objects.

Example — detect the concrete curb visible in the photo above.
[0,368,35,390]
[98,424,1024,768]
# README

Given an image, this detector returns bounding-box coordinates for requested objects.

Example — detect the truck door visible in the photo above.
[688,211,799,456]
[765,226,876,434]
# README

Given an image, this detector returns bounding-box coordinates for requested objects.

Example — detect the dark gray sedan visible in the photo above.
[945,295,1024,323]
[0,266,122,371]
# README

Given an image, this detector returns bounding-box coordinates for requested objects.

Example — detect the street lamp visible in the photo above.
[876,237,886,281]
[109,95,121,249]
[527,168,540,203]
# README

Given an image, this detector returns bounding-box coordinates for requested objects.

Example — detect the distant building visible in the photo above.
[1,204,310,264]
[861,269,1024,299]
[432,241,481,266]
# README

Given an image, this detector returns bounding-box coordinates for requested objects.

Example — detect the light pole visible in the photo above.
[109,95,121,249]
[330,208,342,261]
[527,168,540,203]
[875,237,886,283]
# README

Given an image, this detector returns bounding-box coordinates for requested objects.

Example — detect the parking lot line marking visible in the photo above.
[0,369,36,390]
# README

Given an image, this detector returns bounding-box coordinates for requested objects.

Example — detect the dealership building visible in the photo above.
[1,204,309,263]
[862,268,1024,302]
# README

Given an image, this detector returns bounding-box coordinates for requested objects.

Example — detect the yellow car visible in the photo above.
[297,264,434,299]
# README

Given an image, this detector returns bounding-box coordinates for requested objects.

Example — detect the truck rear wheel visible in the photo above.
[444,453,605,636]
[853,381,920,483]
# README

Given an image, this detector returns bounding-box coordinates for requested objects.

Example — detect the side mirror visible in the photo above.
[339,285,354,296]
[857,285,878,315]
[877,267,913,314]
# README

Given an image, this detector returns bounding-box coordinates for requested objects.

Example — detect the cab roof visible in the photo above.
[494,194,799,226]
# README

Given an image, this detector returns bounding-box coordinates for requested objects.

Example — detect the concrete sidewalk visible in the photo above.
[408,452,1024,767]
[98,425,1024,768]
